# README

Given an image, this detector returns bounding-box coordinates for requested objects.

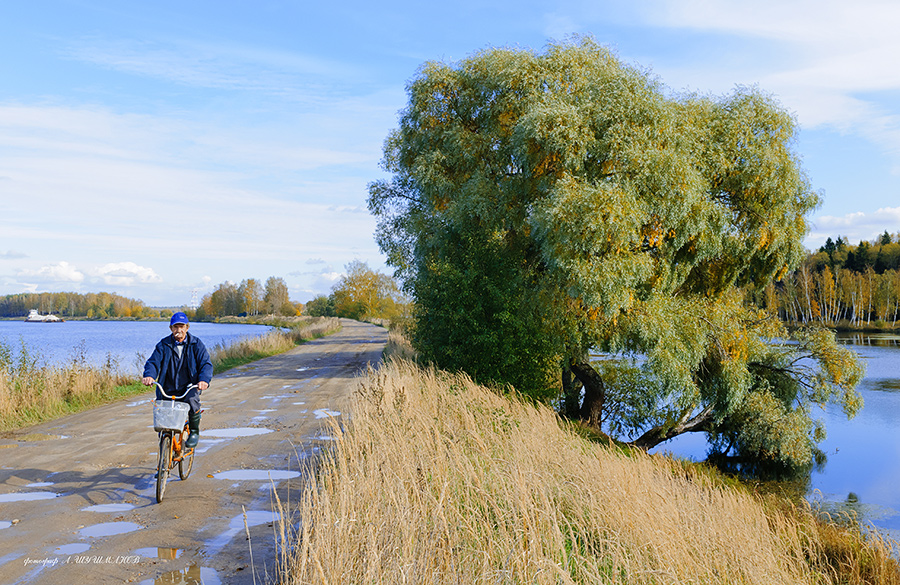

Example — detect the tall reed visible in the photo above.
[0,340,137,432]
[279,359,899,584]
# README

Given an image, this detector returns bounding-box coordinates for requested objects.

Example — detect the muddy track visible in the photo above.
[0,319,386,584]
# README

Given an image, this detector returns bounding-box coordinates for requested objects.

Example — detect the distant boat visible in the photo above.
[24,309,64,323]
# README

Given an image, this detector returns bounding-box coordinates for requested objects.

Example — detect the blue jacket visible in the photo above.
[143,332,213,395]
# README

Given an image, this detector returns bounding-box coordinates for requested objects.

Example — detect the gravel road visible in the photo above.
[0,319,387,584]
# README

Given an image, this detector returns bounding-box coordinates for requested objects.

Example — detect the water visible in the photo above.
[212,469,300,481]
[653,333,900,536]
[80,521,143,538]
[0,320,273,374]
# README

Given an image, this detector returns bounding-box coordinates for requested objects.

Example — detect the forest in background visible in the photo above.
[0,290,157,319]
[757,231,900,327]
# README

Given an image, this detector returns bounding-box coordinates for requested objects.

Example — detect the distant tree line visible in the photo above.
[0,291,157,319]
[751,231,900,327]
[305,261,409,322]
[194,276,301,320]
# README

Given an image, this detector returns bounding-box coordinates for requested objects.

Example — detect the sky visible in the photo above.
[2,0,899,307]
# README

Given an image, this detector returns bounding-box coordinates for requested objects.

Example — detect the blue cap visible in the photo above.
[170,311,189,326]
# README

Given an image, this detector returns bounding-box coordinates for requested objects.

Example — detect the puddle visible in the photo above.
[0,553,21,567]
[296,367,309,372]
[194,439,228,454]
[254,409,276,413]
[134,547,184,559]
[81,521,142,538]
[0,521,11,530]
[26,482,54,488]
[212,469,300,481]
[54,543,91,555]
[82,503,136,513]
[139,563,221,585]
[314,409,342,419]
[206,510,280,556]
[293,402,305,406]
[0,492,59,503]
[203,428,272,438]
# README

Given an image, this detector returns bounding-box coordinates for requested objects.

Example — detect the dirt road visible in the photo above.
[0,319,386,584]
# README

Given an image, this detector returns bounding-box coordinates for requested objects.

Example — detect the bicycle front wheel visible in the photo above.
[178,427,194,480]
[156,432,172,503]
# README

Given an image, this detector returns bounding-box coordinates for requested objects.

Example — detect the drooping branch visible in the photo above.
[628,404,716,450]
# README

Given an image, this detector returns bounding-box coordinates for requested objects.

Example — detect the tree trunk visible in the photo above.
[570,360,605,427]
[629,405,715,450]
[560,364,583,419]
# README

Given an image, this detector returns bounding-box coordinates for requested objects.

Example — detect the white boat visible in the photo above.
[24,309,64,323]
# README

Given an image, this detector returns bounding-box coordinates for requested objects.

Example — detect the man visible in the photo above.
[142,311,212,448]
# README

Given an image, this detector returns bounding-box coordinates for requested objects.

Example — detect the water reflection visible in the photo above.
[138,564,221,585]
[837,333,900,347]
[654,331,900,537]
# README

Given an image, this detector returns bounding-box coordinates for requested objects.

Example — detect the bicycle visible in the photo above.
[151,382,199,503]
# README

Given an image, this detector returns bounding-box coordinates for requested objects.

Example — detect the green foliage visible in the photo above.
[369,37,862,470]
[196,276,298,319]
[410,232,562,400]
[305,295,336,317]
[330,260,408,322]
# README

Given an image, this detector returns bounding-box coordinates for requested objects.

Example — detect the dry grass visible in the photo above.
[0,343,137,432]
[278,358,900,584]
[381,327,418,362]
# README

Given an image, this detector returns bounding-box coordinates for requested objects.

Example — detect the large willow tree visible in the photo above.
[369,38,862,470]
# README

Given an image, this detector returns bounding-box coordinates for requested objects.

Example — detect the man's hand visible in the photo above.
[142,377,155,386]
[199,381,209,392]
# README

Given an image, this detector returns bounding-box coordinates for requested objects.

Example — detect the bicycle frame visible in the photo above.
[152,381,198,503]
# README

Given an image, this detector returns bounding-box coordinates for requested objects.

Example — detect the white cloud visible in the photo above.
[92,262,162,287]
[807,206,900,248]
[19,261,85,283]
[630,0,900,168]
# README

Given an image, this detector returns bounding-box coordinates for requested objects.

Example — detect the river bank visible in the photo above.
[281,357,900,584]
[0,317,341,433]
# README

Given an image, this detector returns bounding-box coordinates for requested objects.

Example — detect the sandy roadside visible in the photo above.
[0,318,387,584]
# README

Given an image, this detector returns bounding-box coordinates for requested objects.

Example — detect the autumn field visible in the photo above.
[279,355,900,584]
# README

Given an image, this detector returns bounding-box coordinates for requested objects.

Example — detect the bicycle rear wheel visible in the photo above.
[156,432,172,503]
[178,427,194,480]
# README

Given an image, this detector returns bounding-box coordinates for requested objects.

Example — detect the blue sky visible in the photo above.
[2,0,898,306]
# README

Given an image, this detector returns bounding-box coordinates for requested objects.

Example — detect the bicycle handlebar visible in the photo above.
[152,381,199,400]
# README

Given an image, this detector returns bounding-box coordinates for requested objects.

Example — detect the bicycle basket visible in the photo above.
[153,400,190,431]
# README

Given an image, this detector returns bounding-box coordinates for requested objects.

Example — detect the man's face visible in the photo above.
[170,323,189,342]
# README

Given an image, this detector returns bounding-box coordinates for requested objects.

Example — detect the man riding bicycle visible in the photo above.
[142,312,212,448]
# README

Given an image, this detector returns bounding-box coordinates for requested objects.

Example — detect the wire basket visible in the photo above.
[153,400,190,431]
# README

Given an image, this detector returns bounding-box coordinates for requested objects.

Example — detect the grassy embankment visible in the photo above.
[277,331,900,584]
[0,316,341,433]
